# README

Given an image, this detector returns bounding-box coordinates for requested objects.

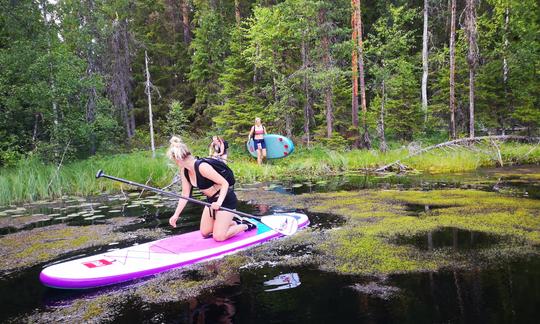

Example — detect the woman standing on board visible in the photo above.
[209,136,228,163]
[248,117,267,165]
[167,136,255,241]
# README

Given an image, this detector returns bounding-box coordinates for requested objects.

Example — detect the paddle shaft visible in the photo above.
[96,170,260,220]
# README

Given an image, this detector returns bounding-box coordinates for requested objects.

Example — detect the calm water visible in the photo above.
[0,166,539,323]
[111,258,540,323]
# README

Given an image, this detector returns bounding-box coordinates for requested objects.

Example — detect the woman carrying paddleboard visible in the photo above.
[167,136,255,241]
[247,117,267,165]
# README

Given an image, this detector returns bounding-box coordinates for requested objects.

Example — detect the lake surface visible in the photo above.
[0,166,539,323]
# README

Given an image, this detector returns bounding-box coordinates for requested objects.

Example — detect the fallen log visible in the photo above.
[375,135,539,172]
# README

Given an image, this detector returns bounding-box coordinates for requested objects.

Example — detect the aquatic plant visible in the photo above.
[0,140,538,205]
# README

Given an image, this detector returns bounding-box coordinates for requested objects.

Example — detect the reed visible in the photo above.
[1,140,538,205]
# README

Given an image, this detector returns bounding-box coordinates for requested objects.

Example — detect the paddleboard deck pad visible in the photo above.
[40,213,309,289]
[247,134,294,159]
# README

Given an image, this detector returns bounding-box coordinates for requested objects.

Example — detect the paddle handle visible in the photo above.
[96,170,260,220]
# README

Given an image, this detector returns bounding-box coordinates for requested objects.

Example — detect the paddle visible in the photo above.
[96,170,299,235]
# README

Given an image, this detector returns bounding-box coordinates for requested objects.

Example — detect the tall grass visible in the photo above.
[0,151,175,205]
[1,141,538,205]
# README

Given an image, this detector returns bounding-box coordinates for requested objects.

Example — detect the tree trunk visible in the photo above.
[234,0,241,28]
[318,8,334,138]
[285,111,293,139]
[501,6,509,134]
[351,0,360,148]
[421,0,429,123]
[39,0,59,158]
[449,0,457,139]
[302,36,313,146]
[465,0,478,139]
[85,0,99,155]
[145,51,156,158]
[355,0,371,149]
[181,0,192,45]
[378,79,388,153]
[108,17,135,140]
[32,113,42,148]
[253,43,260,83]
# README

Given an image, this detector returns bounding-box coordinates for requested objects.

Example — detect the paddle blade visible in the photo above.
[261,215,299,236]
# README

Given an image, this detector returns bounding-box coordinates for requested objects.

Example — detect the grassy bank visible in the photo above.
[1,140,539,205]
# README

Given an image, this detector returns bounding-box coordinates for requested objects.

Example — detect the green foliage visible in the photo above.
[130,0,194,127]
[0,0,538,167]
[188,3,231,124]
[0,0,122,165]
[317,132,349,150]
[165,100,189,136]
[365,5,422,141]
[213,26,264,141]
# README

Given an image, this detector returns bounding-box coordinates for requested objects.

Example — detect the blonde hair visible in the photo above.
[167,136,191,161]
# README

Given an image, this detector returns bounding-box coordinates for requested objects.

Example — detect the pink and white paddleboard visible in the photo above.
[40,213,309,289]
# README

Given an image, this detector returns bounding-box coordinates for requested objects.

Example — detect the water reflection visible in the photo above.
[260,165,540,199]
[395,227,506,251]
[170,259,540,323]
[264,273,301,292]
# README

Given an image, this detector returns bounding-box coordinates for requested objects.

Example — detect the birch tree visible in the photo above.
[144,51,156,158]
[421,0,429,122]
[449,0,457,139]
[465,0,478,138]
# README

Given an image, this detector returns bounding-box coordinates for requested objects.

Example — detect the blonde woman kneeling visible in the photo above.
[167,136,255,241]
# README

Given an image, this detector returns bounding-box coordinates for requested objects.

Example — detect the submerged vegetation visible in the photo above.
[2,166,539,322]
[1,140,539,205]
[239,187,540,276]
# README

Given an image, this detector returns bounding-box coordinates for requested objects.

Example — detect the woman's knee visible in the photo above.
[212,231,228,242]
[200,230,212,238]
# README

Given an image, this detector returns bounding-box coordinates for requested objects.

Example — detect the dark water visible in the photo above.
[265,165,540,199]
[0,166,539,323]
[37,258,538,323]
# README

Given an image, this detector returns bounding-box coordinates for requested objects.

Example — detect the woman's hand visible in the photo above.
[211,201,222,211]
[169,214,179,228]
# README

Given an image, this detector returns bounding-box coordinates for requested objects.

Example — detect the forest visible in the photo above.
[1,0,538,167]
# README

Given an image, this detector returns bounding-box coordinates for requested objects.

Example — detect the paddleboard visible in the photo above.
[40,213,309,289]
[247,134,294,159]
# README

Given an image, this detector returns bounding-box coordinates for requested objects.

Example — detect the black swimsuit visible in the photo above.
[184,160,238,215]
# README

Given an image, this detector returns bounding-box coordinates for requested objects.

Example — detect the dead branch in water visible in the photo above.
[375,135,539,173]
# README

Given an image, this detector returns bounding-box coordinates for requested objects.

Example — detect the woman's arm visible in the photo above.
[247,126,254,140]
[169,169,192,228]
[219,141,225,156]
[199,163,229,209]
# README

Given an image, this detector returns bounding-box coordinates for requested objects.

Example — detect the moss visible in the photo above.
[240,187,540,276]
[0,218,164,273]
[133,254,250,304]
[322,232,438,275]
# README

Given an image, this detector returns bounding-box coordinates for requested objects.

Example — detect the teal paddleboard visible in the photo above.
[247,134,294,159]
